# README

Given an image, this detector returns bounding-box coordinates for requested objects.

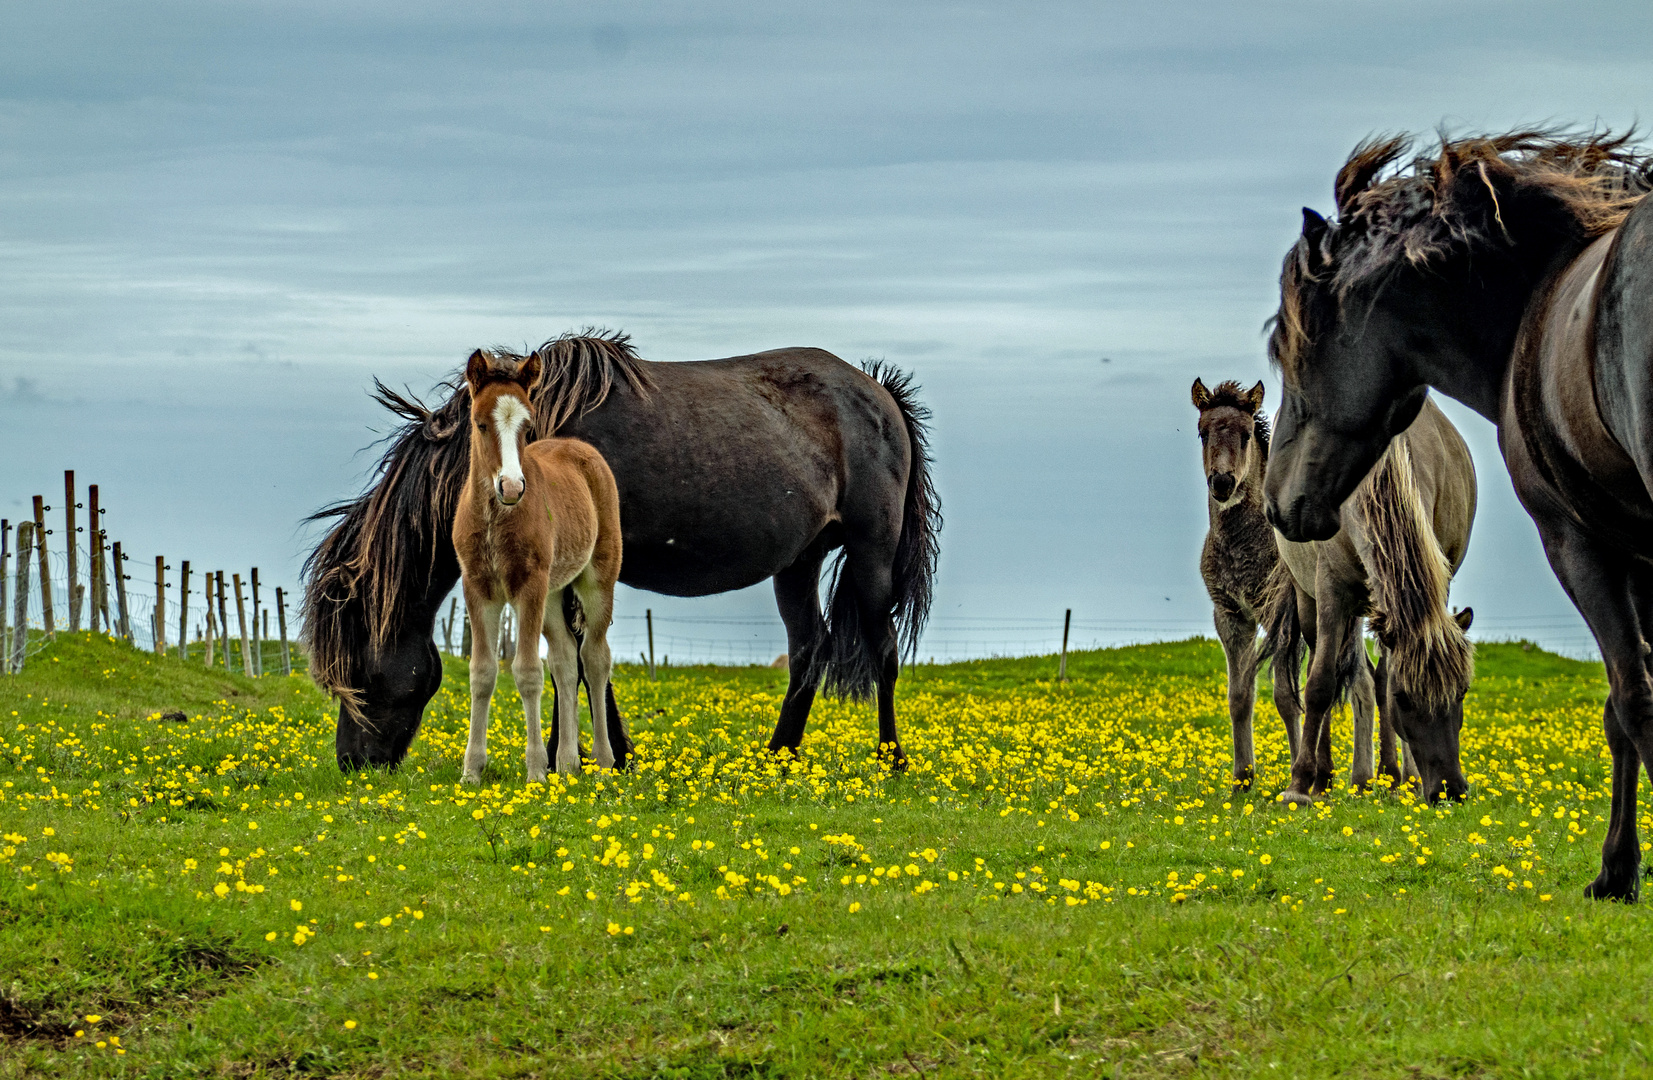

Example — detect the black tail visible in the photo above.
[1260,558,1303,708]
[818,362,943,699]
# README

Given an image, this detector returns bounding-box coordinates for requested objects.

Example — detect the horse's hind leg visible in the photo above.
[543,595,584,775]
[462,590,504,785]
[1213,602,1258,791]
[512,587,550,784]
[572,567,617,770]
[767,540,831,756]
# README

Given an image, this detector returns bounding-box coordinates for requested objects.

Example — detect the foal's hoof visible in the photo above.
[1277,790,1314,806]
[461,771,483,786]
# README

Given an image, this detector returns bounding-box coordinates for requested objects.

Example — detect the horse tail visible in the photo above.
[1358,440,1472,706]
[818,362,942,699]
[1259,556,1303,708]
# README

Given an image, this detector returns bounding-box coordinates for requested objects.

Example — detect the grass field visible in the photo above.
[0,631,1644,1078]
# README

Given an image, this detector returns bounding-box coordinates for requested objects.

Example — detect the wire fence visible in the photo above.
[2,486,300,678]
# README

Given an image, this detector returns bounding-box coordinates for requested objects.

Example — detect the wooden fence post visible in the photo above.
[112,542,132,644]
[233,573,253,676]
[461,608,471,658]
[10,522,31,673]
[177,561,191,662]
[89,485,107,634]
[1058,608,1072,682]
[275,587,291,675]
[250,568,262,676]
[647,608,656,680]
[0,520,9,672]
[443,597,456,655]
[31,496,53,635]
[203,572,216,667]
[216,571,230,670]
[64,471,81,632]
[153,556,167,655]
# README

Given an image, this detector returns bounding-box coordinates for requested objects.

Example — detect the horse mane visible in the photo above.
[301,328,654,700]
[1357,440,1473,707]
[1199,379,1271,458]
[1273,129,1653,377]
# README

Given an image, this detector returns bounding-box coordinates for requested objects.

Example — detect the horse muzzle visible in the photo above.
[496,476,525,505]
[1208,471,1237,503]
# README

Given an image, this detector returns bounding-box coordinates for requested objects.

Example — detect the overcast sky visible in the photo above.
[3,1,1647,661]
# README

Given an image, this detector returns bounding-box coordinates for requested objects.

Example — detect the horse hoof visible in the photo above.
[1277,791,1314,806]
[527,769,548,785]
[596,754,616,771]
[461,771,482,785]
[1584,870,1639,902]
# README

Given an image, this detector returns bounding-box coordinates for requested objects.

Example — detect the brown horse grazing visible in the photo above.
[1193,378,1302,788]
[454,351,624,782]
[1270,398,1475,803]
[1264,131,1653,898]
[304,331,940,774]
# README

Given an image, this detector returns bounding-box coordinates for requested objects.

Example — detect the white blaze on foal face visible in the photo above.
[490,393,532,505]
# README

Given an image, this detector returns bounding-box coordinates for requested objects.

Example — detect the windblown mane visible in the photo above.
[302,328,655,700]
[1272,129,1653,377]
[1357,441,1472,707]
[1200,379,1271,457]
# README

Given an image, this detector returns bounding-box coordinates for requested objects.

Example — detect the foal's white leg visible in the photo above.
[544,599,583,774]
[512,594,551,784]
[462,598,504,784]
[574,568,617,770]
[1349,652,1377,790]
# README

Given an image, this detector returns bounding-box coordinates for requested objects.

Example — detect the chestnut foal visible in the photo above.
[454,349,624,782]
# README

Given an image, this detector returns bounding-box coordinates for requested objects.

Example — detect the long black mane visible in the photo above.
[301,329,650,701]
[1272,130,1653,379]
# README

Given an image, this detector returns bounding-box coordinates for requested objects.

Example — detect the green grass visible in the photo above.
[0,631,1641,1078]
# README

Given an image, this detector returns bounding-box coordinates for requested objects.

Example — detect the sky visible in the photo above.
[2,1,1648,662]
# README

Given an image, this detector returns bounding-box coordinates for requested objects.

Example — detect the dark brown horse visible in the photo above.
[304,331,940,774]
[1263,131,1653,899]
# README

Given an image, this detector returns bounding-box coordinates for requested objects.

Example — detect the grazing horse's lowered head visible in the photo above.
[1373,606,1474,802]
[1192,378,1267,507]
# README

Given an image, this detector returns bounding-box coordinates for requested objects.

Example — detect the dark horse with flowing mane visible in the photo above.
[1264,130,1653,899]
[305,331,940,773]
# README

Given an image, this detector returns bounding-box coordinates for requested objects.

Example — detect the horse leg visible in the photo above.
[1537,520,1653,900]
[461,591,503,785]
[572,567,617,770]
[767,542,831,756]
[843,537,905,768]
[512,588,550,784]
[1214,603,1258,791]
[1271,586,1310,764]
[544,600,584,776]
[1348,635,1376,791]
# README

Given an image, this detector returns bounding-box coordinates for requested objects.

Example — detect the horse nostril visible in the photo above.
[1209,473,1236,501]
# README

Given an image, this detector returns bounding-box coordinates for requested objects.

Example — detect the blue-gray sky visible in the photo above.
[3,1,1646,661]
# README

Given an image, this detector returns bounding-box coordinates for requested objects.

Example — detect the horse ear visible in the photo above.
[1191,378,1211,410]
[1298,208,1329,274]
[516,351,543,392]
[1454,606,1474,632]
[464,349,489,391]
[1245,381,1265,413]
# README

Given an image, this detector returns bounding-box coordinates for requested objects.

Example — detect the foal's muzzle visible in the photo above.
[496,476,524,505]
[1208,472,1237,502]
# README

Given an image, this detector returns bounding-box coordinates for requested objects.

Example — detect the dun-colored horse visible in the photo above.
[454,349,624,782]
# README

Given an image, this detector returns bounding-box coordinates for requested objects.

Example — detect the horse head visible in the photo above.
[464,349,543,508]
[1373,606,1475,802]
[1191,378,1268,508]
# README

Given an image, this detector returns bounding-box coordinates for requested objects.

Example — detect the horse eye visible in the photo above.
[476,423,488,433]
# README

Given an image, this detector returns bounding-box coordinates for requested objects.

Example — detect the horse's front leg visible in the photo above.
[1348,639,1376,791]
[462,588,504,785]
[1214,604,1259,791]
[544,601,584,775]
[513,586,551,784]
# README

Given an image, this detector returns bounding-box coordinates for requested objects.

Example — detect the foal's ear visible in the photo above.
[464,349,490,391]
[516,351,543,393]
[1191,378,1211,410]
[1245,381,1265,413]
[1453,606,1475,633]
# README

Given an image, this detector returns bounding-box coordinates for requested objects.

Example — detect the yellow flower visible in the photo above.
[848,902,861,913]
[290,899,303,912]
[344,1020,357,1030]
[1259,854,1272,866]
